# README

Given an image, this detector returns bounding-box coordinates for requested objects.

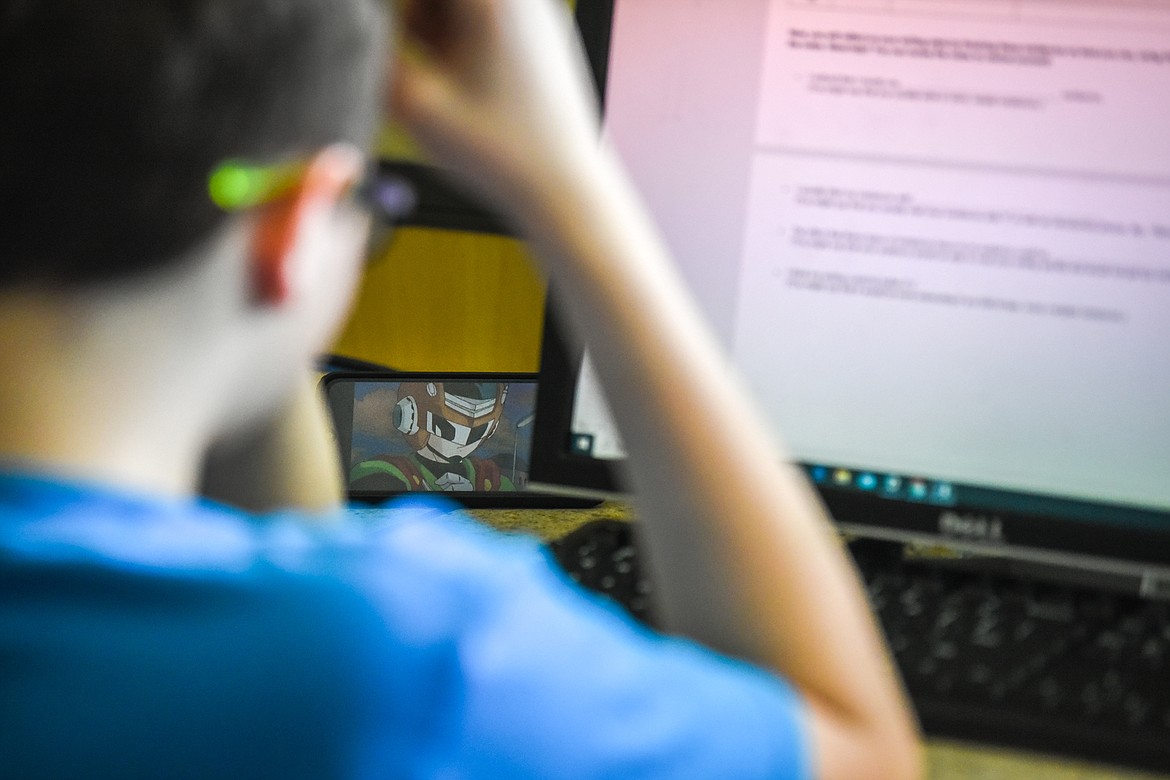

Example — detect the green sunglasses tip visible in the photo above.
[209,162,270,211]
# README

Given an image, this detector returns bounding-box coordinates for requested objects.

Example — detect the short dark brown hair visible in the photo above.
[0,0,385,288]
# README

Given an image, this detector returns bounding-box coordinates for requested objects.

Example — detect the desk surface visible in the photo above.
[467,504,1170,780]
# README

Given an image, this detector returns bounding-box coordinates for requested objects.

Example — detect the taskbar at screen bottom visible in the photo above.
[802,463,1168,534]
[563,428,1168,534]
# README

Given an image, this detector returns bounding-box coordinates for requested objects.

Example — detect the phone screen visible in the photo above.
[325,374,539,497]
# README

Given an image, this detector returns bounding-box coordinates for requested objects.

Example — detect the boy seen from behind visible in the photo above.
[0,1,921,777]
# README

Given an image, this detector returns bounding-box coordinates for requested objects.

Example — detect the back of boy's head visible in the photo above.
[0,0,385,291]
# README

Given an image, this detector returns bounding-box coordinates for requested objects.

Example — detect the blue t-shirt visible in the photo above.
[0,471,810,779]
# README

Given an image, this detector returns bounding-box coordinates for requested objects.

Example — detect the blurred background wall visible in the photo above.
[333,227,546,372]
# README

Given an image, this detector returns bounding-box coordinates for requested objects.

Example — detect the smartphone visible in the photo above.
[322,371,597,508]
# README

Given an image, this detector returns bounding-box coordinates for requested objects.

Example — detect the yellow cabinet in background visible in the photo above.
[333,227,547,373]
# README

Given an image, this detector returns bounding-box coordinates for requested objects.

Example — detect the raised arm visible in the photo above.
[388,1,922,777]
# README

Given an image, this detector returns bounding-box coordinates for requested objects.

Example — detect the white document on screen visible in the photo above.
[576,0,1170,510]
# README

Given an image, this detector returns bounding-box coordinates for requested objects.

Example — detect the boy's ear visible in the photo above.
[250,145,364,306]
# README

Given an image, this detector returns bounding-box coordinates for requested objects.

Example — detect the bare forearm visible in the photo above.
[515,148,920,776]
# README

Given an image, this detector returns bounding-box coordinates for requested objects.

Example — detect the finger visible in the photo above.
[399,0,488,60]
[389,52,462,137]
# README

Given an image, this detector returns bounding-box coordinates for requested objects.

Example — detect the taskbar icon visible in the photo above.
[569,433,595,457]
[804,463,956,507]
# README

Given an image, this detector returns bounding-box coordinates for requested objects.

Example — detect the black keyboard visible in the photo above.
[550,519,659,628]
[550,521,1170,774]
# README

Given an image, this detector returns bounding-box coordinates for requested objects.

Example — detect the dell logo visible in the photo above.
[939,511,1005,543]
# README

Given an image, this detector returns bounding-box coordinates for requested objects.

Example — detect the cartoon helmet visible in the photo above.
[394,382,509,460]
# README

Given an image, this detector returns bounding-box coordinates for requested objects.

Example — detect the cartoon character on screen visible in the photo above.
[350,382,516,492]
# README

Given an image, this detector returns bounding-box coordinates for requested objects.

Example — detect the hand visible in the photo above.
[388,0,603,213]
